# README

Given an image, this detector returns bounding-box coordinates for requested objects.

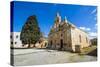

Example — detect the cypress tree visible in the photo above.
[20,15,41,48]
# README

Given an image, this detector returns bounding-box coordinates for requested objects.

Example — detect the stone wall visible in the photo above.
[71,27,90,52]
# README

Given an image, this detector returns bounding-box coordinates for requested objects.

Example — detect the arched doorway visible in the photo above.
[60,39,63,50]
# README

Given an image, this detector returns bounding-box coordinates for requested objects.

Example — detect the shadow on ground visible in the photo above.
[87,48,97,56]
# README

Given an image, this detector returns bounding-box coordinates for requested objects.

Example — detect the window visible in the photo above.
[57,17,59,22]
[79,35,81,43]
[15,42,17,44]
[86,37,88,43]
[16,35,18,38]
[10,35,12,39]
[11,42,13,44]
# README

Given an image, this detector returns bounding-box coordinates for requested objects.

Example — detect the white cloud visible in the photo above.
[95,23,97,27]
[89,32,97,37]
[88,32,97,39]
[94,23,98,30]
[79,27,91,31]
[91,9,97,21]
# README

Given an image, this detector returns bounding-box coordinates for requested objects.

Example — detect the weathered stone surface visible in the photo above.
[48,12,91,52]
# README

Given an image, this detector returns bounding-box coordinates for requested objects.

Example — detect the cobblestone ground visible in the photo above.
[11,48,97,66]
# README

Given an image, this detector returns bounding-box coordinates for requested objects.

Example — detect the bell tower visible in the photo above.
[54,12,61,28]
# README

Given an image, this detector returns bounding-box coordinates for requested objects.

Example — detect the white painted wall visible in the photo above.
[10,32,22,48]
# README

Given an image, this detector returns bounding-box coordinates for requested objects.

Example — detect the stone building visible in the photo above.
[48,12,91,52]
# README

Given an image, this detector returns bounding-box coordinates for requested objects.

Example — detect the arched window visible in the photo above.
[86,37,88,43]
[79,35,81,43]
[61,33,63,37]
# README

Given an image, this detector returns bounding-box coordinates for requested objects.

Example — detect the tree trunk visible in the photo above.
[33,44,35,47]
[28,43,30,48]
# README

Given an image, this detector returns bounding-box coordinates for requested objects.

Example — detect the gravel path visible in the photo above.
[12,49,97,66]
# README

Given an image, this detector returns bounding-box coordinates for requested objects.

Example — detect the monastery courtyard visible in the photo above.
[12,48,97,66]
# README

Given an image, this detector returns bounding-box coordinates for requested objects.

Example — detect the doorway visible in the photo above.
[60,39,63,50]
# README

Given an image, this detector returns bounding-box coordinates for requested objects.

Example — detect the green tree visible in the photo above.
[91,38,97,45]
[20,15,41,48]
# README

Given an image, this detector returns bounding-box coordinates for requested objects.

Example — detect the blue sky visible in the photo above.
[11,1,97,38]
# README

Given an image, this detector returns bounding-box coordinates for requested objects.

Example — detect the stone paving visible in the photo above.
[12,48,97,66]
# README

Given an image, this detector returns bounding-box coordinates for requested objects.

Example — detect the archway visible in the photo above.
[60,39,63,49]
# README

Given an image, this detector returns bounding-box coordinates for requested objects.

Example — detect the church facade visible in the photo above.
[48,12,91,52]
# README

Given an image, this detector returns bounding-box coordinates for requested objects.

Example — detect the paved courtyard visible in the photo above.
[11,48,97,66]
